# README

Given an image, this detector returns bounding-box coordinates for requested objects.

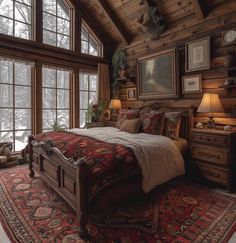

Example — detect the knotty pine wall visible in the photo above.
[119,1,236,129]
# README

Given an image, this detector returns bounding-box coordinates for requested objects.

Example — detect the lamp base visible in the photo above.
[207,117,215,129]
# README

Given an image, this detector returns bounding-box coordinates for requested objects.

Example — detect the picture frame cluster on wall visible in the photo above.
[136,36,210,99]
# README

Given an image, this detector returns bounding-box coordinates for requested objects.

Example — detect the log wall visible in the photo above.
[120,0,236,129]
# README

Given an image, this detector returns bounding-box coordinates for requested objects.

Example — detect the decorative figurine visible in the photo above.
[196,122,204,129]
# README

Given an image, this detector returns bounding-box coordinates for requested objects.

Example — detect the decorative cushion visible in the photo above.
[140,112,164,135]
[163,112,182,140]
[120,118,142,134]
[0,156,7,164]
[116,109,139,129]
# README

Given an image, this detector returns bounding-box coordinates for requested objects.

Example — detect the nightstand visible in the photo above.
[190,128,236,192]
[105,120,117,127]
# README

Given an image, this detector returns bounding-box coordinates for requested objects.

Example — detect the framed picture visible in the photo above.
[127,88,136,100]
[185,37,210,72]
[137,48,178,100]
[182,74,202,94]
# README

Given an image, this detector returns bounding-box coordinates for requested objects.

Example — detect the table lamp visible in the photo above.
[197,93,224,128]
[109,99,122,121]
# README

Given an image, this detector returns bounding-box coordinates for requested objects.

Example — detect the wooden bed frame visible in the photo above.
[28,106,193,239]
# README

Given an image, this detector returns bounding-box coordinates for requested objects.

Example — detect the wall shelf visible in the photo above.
[117,77,136,85]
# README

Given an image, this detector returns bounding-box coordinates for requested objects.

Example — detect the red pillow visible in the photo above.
[140,112,164,135]
[116,109,139,128]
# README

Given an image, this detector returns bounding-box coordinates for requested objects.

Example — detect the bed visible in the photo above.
[27,106,193,239]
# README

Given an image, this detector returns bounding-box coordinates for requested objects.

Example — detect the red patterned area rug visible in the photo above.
[0,166,236,243]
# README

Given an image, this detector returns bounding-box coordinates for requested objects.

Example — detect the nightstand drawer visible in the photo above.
[194,163,227,185]
[191,145,227,166]
[192,132,227,147]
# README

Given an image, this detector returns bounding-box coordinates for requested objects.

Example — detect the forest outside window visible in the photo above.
[79,72,98,128]
[0,57,33,151]
[42,66,71,132]
[43,0,72,49]
[81,23,103,57]
[0,0,33,40]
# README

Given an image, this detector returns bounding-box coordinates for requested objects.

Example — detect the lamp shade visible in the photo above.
[109,99,122,110]
[197,93,224,113]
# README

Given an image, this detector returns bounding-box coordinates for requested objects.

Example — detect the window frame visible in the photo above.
[0,0,34,40]
[0,57,35,151]
[81,21,103,57]
[42,0,74,50]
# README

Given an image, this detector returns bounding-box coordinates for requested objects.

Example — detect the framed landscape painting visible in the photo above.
[137,48,178,100]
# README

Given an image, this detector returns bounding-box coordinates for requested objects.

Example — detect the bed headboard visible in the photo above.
[139,103,194,142]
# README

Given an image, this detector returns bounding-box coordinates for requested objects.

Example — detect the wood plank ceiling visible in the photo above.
[78,0,228,46]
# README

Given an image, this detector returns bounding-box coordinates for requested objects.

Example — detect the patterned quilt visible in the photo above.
[34,131,140,200]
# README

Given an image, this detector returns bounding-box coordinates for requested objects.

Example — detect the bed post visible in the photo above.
[76,159,89,239]
[28,135,35,178]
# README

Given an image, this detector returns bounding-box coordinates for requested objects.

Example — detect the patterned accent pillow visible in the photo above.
[163,112,182,140]
[120,118,142,134]
[140,112,164,135]
[116,109,139,129]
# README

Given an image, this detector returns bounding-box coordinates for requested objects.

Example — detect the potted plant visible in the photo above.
[112,47,128,97]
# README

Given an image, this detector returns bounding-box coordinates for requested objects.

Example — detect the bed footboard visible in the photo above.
[28,135,89,239]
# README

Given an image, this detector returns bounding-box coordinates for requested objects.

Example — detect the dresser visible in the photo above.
[191,128,236,192]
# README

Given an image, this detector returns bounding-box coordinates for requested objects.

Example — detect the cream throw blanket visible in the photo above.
[70,127,185,193]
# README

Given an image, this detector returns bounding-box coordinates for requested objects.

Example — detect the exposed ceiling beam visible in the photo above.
[97,0,133,45]
[192,0,208,19]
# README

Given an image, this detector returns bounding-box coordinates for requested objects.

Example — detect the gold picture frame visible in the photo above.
[137,48,178,100]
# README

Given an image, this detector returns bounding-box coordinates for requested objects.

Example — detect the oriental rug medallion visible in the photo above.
[0,166,235,243]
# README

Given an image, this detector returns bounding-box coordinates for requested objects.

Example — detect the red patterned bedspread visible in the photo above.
[34,131,140,200]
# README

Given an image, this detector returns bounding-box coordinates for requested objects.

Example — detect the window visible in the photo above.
[79,72,98,128]
[81,23,102,57]
[0,0,33,40]
[0,58,33,151]
[43,0,72,49]
[42,66,70,131]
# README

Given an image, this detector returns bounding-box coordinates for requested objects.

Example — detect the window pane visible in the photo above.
[43,0,56,14]
[0,0,13,18]
[80,91,88,109]
[15,2,31,24]
[15,109,31,130]
[0,108,13,130]
[81,26,88,41]
[15,21,31,39]
[89,91,97,104]
[57,109,69,127]
[0,60,13,84]
[81,41,88,54]
[43,68,56,87]
[15,63,31,85]
[57,1,69,20]
[57,34,69,49]
[43,88,56,108]
[15,130,30,151]
[15,86,31,108]
[0,131,13,143]
[79,74,88,90]
[89,75,97,91]
[80,110,86,128]
[43,30,56,46]
[16,0,31,6]
[57,90,69,108]
[0,16,13,35]
[57,70,69,89]
[89,35,98,56]
[0,84,13,107]
[43,12,56,32]
[43,109,56,129]
[57,18,70,35]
